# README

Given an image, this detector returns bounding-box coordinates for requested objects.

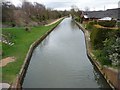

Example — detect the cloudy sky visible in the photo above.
[7,0,120,11]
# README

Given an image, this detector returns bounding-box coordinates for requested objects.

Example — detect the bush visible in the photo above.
[25,27,31,32]
[98,20,116,27]
[93,50,111,65]
[90,28,112,49]
[117,22,120,28]
[75,17,81,22]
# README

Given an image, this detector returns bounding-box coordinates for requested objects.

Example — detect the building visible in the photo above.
[83,8,120,20]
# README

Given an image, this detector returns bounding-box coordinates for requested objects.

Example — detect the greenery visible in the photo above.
[117,22,120,28]
[98,20,116,27]
[93,50,111,65]
[82,19,120,66]
[91,28,120,66]
[2,19,63,83]
[103,30,120,66]
[86,21,97,30]
[90,28,112,49]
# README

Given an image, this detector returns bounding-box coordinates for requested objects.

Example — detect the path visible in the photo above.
[0,83,10,89]
[45,18,63,26]
[0,57,16,67]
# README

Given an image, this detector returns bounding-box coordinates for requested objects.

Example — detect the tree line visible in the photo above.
[2,1,69,27]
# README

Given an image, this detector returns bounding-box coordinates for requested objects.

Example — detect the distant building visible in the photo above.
[83,8,120,20]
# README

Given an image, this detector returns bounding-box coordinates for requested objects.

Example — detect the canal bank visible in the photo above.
[75,21,120,90]
[9,18,64,89]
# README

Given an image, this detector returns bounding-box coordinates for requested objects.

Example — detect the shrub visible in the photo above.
[90,28,112,49]
[117,22,120,28]
[98,20,116,27]
[93,50,111,65]
[75,17,81,22]
[25,27,31,32]
[103,33,120,67]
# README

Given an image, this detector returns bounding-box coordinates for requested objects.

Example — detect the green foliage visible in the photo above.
[75,17,81,22]
[92,29,120,66]
[90,28,112,49]
[117,22,120,28]
[86,21,97,30]
[103,30,120,66]
[93,50,111,65]
[98,20,116,27]
[89,19,120,67]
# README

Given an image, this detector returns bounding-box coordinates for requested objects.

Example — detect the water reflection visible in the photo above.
[93,66,112,89]
[41,35,50,47]
[70,19,77,30]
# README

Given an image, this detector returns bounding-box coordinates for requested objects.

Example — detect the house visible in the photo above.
[83,8,120,21]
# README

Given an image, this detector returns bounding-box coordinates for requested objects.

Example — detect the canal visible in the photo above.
[22,18,111,88]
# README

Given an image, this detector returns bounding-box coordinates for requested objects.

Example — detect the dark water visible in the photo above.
[22,18,111,88]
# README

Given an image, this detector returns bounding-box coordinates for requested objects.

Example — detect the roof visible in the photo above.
[99,17,112,21]
[84,8,120,20]
[83,15,88,18]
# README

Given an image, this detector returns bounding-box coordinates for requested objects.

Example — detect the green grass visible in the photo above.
[1,19,63,84]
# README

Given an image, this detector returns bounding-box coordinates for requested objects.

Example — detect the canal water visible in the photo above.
[22,18,111,88]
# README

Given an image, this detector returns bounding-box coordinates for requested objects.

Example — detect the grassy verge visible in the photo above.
[2,19,63,83]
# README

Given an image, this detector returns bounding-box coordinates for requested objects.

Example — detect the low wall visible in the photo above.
[75,21,120,90]
[9,18,64,90]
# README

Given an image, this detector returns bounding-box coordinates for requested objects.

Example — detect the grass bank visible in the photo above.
[2,18,63,84]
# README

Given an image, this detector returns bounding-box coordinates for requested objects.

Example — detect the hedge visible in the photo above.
[98,20,116,27]
[90,28,112,49]
[86,21,97,30]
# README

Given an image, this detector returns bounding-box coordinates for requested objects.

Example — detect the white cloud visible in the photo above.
[5,0,120,11]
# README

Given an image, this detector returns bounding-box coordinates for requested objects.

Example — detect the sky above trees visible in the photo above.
[6,0,120,11]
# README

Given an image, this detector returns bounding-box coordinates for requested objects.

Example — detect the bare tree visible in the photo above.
[2,1,16,26]
[84,6,90,11]
[2,0,70,27]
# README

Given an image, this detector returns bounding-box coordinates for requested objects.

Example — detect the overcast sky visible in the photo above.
[7,0,120,11]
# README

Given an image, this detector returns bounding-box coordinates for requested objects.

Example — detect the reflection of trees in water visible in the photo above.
[70,20,78,31]
[93,66,112,89]
[40,35,50,48]
[34,35,50,54]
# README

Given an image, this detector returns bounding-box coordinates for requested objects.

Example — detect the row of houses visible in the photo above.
[83,8,120,21]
